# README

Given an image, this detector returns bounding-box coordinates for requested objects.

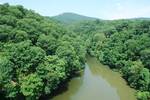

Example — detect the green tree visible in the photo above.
[9,41,46,73]
[0,56,19,98]
[20,73,43,100]
[140,48,150,69]
[56,41,81,74]
[36,55,66,94]
[36,34,57,55]
[137,91,150,100]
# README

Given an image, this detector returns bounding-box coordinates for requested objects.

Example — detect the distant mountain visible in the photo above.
[52,12,99,24]
[130,17,150,20]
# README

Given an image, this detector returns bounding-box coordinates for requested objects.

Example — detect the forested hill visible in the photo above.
[52,12,98,24]
[0,3,86,100]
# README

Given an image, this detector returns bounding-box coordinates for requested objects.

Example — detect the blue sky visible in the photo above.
[0,0,150,20]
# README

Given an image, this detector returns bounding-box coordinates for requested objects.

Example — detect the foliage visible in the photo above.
[20,73,43,100]
[137,91,150,100]
[36,34,57,55]
[0,3,86,99]
[36,55,66,94]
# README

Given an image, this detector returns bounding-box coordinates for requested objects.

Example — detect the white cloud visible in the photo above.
[110,5,150,20]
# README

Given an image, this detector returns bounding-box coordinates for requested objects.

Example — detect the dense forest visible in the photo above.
[0,3,150,100]
[0,3,87,100]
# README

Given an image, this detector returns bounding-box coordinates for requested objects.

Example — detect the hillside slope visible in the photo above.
[52,12,98,24]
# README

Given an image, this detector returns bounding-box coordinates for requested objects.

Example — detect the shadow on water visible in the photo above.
[39,72,83,100]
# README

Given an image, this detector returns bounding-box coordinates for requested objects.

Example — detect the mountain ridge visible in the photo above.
[52,12,99,24]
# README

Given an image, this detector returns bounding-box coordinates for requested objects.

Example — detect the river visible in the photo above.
[52,57,136,100]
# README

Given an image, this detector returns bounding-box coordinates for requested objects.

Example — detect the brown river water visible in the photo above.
[52,57,136,100]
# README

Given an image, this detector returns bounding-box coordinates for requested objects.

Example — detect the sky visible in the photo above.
[0,0,150,20]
